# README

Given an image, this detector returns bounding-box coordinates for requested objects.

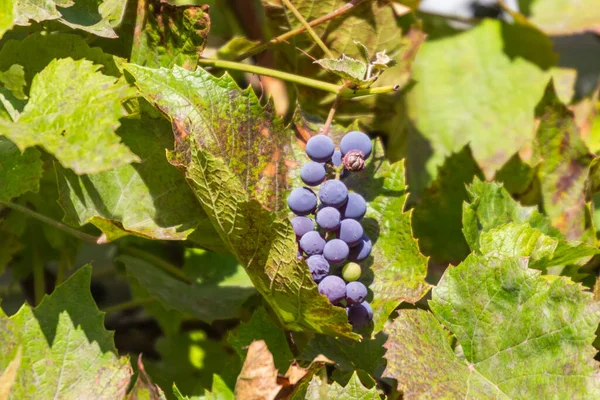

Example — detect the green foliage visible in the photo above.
[121,255,255,323]
[306,372,380,399]
[1,1,600,398]
[412,146,484,262]
[2,0,125,39]
[518,0,600,34]
[0,137,42,202]
[0,58,138,174]
[384,240,600,398]
[0,266,132,398]
[56,112,221,248]
[131,0,210,69]
[228,307,293,372]
[406,19,553,181]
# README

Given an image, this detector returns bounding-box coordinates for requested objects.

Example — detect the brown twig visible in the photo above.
[234,0,366,61]
[321,91,344,136]
[281,0,334,58]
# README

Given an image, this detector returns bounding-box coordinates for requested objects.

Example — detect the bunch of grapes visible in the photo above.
[288,131,373,329]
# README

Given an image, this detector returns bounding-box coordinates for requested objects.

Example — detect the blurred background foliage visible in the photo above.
[1,0,600,398]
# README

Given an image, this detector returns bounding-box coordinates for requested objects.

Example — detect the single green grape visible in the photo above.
[342,262,361,282]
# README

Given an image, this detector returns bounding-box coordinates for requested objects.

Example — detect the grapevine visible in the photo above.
[289,131,374,328]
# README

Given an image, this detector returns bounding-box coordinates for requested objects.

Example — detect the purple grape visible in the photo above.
[340,193,366,220]
[332,150,343,167]
[323,239,349,264]
[346,281,367,304]
[306,255,330,282]
[318,275,346,304]
[300,162,326,186]
[338,219,364,247]
[347,301,373,328]
[316,207,341,231]
[287,187,317,216]
[348,234,372,261]
[340,131,372,159]
[306,135,335,162]
[299,231,326,255]
[319,180,348,208]
[291,216,314,239]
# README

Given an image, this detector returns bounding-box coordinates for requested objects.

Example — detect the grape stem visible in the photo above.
[196,59,400,98]
[234,0,366,61]
[281,0,334,58]
[321,91,344,136]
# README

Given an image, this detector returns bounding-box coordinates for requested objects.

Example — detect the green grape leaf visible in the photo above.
[16,0,125,38]
[0,137,42,202]
[9,0,62,30]
[0,64,26,100]
[383,310,506,399]
[0,265,132,398]
[385,250,600,398]
[120,255,256,322]
[314,55,372,85]
[314,40,395,86]
[307,371,379,400]
[405,19,554,182]
[124,64,357,339]
[0,33,120,95]
[533,81,594,241]
[56,112,222,248]
[0,0,15,40]
[131,0,210,69]
[478,223,599,273]
[128,274,185,337]
[228,307,293,372]
[462,178,558,252]
[299,332,387,379]
[412,145,484,263]
[343,139,430,333]
[0,58,138,174]
[518,0,600,35]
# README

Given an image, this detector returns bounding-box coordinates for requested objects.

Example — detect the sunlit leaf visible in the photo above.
[384,250,600,398]
[0,266,132,398]
[0,58,138,174]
